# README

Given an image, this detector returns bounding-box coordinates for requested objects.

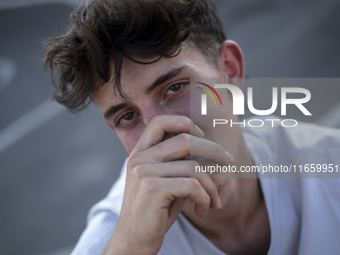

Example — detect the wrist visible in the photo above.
[103,227,159,255]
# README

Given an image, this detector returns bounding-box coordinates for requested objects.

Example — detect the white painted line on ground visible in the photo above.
[0,57,16,92]
[39,245,74,255]
[0,99,65,154]
[316,100,340,128]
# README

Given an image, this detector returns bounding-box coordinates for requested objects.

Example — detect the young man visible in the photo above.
[45,0,340,254]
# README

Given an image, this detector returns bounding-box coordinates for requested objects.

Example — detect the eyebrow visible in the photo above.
[104,102,128,119]
[104,65,190,119]
[145,65,190,94]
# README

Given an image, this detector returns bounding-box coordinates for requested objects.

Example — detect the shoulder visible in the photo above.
[249,120,340,253]
[242,117,340,169]
[88,158,128,219]
[243,117,340,150]
[71,158,128,255]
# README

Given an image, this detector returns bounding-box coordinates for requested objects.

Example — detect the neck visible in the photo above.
[182,178,264,234]
[182,138,270,254]
[182,178,270,254]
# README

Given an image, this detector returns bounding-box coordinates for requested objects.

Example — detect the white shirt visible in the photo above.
[71,121,340,255]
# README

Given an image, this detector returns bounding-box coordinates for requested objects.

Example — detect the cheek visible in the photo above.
[163,92,192,119]
[117,128,144,154]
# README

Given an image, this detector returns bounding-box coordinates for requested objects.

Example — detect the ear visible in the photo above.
[218,40,245,85]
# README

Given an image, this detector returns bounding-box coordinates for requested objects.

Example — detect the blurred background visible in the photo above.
[0,0,339,254]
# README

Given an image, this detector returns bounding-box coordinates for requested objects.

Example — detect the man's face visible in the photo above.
[94,44,240,157]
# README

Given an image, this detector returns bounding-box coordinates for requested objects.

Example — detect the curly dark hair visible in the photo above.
[44,0,226,112]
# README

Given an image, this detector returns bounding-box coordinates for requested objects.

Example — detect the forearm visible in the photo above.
[103,224,159,255]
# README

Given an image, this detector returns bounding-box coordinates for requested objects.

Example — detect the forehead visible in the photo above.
[93,45,216,108]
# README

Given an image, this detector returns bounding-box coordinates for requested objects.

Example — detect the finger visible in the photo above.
[190,136,234,167]
[132,115,204,153]
[189,136,233,193]
[167,198,186,229]
[128,133,233,197]
[134,133,234,167]
[159,178,210,218]
[139,161,222,209]
[190,170,222,210]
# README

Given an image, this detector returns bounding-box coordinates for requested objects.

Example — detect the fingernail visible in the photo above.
[217,196,222,208]
[224,151,235,163]
[195,125,204,137]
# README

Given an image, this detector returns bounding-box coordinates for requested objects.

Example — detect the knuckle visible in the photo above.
[205,182,218,196]
[187,178,200,190]
[148,114,162,125]
[189,160,200,175]
[178,133,190,146]
[204,194,211,206]
[172,115,190,131]
[131,164,148,180]
[214,177,228,192]
[181,116,191,128]
[127,152,142,169]
[190,160,200,168]
[140,177,159,194]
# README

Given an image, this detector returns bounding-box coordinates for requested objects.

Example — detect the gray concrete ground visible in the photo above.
[0,0,339,254]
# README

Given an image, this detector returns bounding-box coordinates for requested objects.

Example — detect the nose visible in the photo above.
[140,103,165,126]
[140,103,181,143]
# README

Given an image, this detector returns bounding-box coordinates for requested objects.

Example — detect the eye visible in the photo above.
[122,112,134,121]
[165,82,187,97]
[169,83,182,92]
[115,111,137,128]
